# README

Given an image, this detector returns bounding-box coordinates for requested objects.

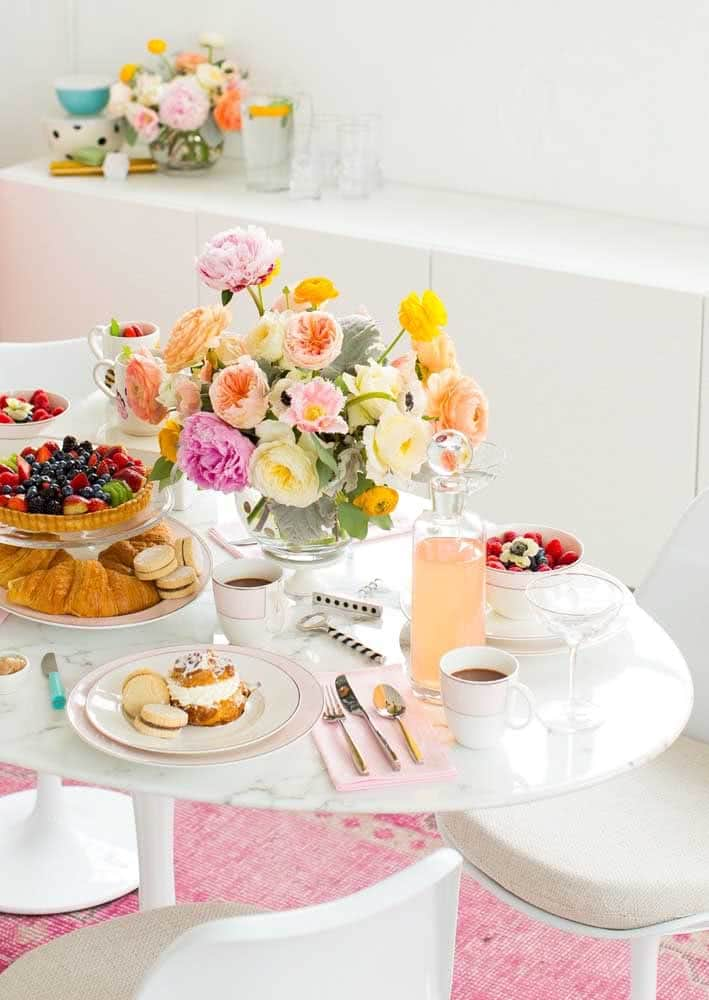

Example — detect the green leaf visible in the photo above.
[369,514,393,531]
[199,383,214,412]
[349,474,375,500]
[123,122,138,145]
[221,289,233,306]
[149,456,174,483]
[323,315,384,378]
[317,459,334,489]
[337,502,369,540]
[307,434,338,472]
[270,498,337,545]
[109,317,121,337]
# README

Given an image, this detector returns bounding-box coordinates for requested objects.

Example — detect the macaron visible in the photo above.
[157,565,197,601]
[121,670,170,718]
[133,703,188,739]
[134,545,178,581]
[174,536,200,573]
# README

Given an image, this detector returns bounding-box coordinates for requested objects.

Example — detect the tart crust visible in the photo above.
[0,485,152,533]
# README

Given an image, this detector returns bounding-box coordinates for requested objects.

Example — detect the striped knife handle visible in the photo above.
[325,625,385,664]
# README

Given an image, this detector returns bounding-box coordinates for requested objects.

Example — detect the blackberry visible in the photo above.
[62,435,78,452]
[27,496,44,513]
[79,440,92,453]
[25,486,38,499]
[45,500,63,515]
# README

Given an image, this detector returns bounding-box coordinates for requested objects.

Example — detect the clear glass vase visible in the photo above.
[235,489,352,565]
[149,117,224,173]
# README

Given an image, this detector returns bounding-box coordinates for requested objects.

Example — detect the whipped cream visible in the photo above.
[167,675,246,709]
[174,648,236,679]
[3,398,32,422]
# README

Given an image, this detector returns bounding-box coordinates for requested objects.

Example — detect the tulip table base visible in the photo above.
[0,774,138,915]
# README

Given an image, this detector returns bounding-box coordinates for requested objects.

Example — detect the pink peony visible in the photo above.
[158,77,210,131]
[177,412,254,492]
[282,378,348,435]
[208,356,269,429]
[127,103,160,142]
[196,226,283,295]
[282,311,343,370]
[125,352,167,425]
[174,374,201,420]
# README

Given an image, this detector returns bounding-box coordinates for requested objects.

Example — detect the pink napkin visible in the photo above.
[0,610,9,627]
[313,666,456,791]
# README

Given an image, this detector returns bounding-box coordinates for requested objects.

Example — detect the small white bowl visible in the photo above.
[0,652,30,695]
[486,523,584,620]
[0,390,71,441]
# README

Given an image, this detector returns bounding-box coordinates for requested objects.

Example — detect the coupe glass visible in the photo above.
[526,571,625,733]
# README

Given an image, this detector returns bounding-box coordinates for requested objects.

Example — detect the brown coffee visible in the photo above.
[225,577,271,588]
[451,668,506,682]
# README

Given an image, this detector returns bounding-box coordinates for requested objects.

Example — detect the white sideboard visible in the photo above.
[2,158,709,585]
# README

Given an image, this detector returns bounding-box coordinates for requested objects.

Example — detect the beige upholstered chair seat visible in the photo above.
[438,737,709,930]
[1,901,260,1000]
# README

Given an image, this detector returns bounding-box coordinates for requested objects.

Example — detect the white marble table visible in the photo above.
[0,482,693,908]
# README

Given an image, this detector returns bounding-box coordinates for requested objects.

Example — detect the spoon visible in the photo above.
[372,683,424,764]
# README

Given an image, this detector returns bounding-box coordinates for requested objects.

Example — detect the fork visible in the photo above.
[322,683,369,775]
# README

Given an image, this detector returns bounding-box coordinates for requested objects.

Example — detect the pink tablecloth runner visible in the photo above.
[312,665,456,792]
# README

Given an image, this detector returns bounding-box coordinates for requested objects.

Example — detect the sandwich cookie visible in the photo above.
[157,565,198,600]
[132,703,189,739]
[121,669,170,718]
[133,545,178,581]
[174,536,200,573]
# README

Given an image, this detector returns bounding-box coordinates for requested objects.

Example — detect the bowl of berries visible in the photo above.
[486,524,584,620]
[0,435,152,532]
[0,390,70,440]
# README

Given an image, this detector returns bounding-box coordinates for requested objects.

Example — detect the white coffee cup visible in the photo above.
[440,646,535,749]
[88,321,160,362]
[93,355,160,437]
[212,558,286,644]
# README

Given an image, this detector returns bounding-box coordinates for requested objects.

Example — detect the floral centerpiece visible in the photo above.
[132,226,488,557]
[107,33,245,172]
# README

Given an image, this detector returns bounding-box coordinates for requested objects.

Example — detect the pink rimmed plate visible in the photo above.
[0,517,211,629]
[67,645,324,767]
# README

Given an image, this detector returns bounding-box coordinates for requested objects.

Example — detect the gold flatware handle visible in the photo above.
[338,719,369,775]
[397,718,424,764]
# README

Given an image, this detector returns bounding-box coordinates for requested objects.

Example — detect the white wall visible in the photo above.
[3,0,709,227]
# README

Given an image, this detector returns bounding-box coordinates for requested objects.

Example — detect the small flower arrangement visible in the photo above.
[142,225,489,544]
[106,33,245,148]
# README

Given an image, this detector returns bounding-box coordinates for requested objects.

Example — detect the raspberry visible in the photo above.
[502,530,517,543]
[32,409,50,422]
[546,538,563,561]
[0,413,12,424]
[506,564,524,572]
[559,551,579,566]
[486,558,505,570]
[487,535,501,545]
[51,407,64,416]
[486,539,503,556]
[537,563,552,572]
[524,531,543,545]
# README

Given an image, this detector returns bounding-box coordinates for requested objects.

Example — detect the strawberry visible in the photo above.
[107,445,126,457]
[7,496,27,512]
[486,539,503,556]
[96,445,112,456]
[0,496,7,508]
[32,409,50,422]
[0,472,19,487]
[70,472,89,491]
[16,457,31,482]
[545,538,563,561]
[45,442,59,455]
[35,445,53,463]
[96,459,116,476]
[111,451,132,470]
[86,498,109,513]
[559,551,579,566]
[88,452,99,467]
[502,530,517,543]
[122,326,140,338]
[0,464,14,475]
[63,495,88,515]
[20,447,36,458]
[0,414,13,424]
[115,467,145,493]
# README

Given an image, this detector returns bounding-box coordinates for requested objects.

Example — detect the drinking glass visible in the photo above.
[336,120,376,198]
[526,571,625,733]
[241,93,295,192]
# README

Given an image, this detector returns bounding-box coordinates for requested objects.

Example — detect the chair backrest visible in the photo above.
[136,849,462,1000]
[635,488,709,742]
[0,339,96,401]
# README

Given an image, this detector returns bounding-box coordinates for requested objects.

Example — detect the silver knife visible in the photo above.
[41,652,66,710]
[335,674,400,771]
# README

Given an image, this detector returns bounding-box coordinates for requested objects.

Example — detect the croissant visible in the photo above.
[98,522,175,575]
[0,544,70,588]
[8,557,160,617]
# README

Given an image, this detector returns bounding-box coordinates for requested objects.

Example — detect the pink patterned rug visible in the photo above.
[1,765,708,998]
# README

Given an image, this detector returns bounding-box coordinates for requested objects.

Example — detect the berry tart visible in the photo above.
[0,436,152,532]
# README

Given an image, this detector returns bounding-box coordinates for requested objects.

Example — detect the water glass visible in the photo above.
[526,571,625,734]
[336,120,376,198]
[241,93,295,192]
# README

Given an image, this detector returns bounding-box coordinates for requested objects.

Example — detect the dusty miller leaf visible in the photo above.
[322,314,384,378]
[270,498,337,545]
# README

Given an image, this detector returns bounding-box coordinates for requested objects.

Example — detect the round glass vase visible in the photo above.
[149,118,224,173]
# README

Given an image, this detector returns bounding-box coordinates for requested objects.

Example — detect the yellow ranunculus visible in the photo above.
[147,38,167,55]
[398,289,447,343]
[119,63,138,84]
[158,418,181,464]
[293,276,339,307]
[353,486,399,517]
[260,258,281,288]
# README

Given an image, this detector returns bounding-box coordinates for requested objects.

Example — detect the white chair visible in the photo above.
[436,489,709,1000]
[0,848,462,1000]
[0,338,137,914]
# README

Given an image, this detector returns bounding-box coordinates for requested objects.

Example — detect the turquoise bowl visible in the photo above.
[55,75,111,116]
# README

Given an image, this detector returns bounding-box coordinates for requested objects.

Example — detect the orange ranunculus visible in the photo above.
[426,368,489,447]
[413,332,459,376]
[214,87,242,132]
[125,352,168,425]
[174,51,207,72]
[163,305,230,373]
[158,418,181,463]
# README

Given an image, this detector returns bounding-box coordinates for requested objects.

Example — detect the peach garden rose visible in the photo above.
[163,305,230,373]
[208,356,269,429]
[282,311,343,370]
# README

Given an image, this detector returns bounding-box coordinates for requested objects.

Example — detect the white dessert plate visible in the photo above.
[0,517,211,629]
[85,644,301,754]
[68,647,324,767]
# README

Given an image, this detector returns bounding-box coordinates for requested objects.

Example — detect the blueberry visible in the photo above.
[0,485,10,496]
[91,484,104,497]
[99,491,111,503]
[88,473,97,485]
[98,474,110,485]
[61,485,73,497]
[25,454,36,465]
[80,487,93,499]
[15,483,26,493]
[25,486,37,499]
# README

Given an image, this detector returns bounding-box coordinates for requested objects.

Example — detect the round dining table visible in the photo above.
[0,394,694,913]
